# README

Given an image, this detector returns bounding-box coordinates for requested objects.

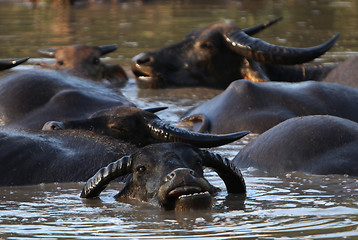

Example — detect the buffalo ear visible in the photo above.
[37,48,57,57]
[102,64,128,87]
[199,149,246,194]
[80,156,133,198]
[180,114,211,133]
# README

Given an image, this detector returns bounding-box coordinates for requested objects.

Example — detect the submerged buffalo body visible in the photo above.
[0,127,137,186]
[132,18,339,88]
[180,79,358,134]
[323,55,358,88]
[38,44,128,86]
[233,115,358,176]
[0,69,134,129]
[1,106,249,186]
[81,142,246,211]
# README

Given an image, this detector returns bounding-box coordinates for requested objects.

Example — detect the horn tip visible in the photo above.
[13,57,30,65]
[230,130,250,139]
[37,48,56,57]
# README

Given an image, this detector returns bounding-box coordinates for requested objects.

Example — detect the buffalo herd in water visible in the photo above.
[1,18,357,211]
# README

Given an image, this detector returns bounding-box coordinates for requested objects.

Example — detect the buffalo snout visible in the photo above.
[165,168,195,183]
[131,53,161,88]
[159,167,215,211]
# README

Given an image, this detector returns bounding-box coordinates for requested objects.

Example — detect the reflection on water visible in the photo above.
[1,171,357,239]
[1,0,358,239]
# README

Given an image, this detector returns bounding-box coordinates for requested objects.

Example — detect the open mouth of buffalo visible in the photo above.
[132,70,166,88]
[164,186,213,211]
[132,70,154,81]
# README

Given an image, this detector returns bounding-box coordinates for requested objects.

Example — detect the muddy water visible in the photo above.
[1,0,358,239]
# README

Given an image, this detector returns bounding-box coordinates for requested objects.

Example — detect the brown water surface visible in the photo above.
[1,0,358,239]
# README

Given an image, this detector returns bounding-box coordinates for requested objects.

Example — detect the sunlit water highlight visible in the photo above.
[1,0,358,239]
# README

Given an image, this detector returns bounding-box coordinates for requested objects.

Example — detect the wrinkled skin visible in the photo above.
[0,69,134,129]
[0,104,246,186]
[132,22,336,89]
[0,127,137,186]
[233,115,358,176]
[323,55,358,88]
[43,106,165,147]
[39,44,128,86]
[43,105,250,148]
[81,142,246,211]
[116,143,218,210]
[180,79,358,134]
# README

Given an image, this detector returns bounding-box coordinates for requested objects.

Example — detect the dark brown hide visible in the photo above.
[234,115,358,176]
[180,79,358,134]
[323,56,358,88]
[39,44,128,86]
[0,69,134,130]
[132,20,338,88]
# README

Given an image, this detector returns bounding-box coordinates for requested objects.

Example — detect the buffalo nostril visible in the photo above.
[165,168,196,182]
[133,53,154,66]
[165,172,176,182]
[137,56,153,65]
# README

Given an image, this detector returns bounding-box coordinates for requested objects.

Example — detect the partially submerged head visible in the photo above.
[80,142,246,211]
[42,106,249,147]
[38,44,128,86]
[131,18,339,88]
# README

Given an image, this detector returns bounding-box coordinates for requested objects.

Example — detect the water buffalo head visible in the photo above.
[38,44,128,86]
[80,142,246,211]
[42,106,249,147]
[0,57,29,71]
[131,18,339,88]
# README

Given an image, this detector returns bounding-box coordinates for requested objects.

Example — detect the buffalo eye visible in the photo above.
[93,58,100,65]
[57,60,64,66]
[200,41,215,50]
[136,166,146,173]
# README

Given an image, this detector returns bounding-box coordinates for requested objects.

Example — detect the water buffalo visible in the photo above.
[131,18,339,88]
[0,57,29,71]
[233,115,358,176]
[38,44,128,86]
[0,126,136,186]
[1,106,249,186]
[81,142,246,211]
[43,106,249,147]
[323,55,358,88]
[0,69,134,129]
[180,79,358,134]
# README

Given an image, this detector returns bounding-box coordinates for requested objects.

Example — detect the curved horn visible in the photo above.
[243,17,282,36]
[199,149,246,194]
[225,30,340,65]
[143,106,168,113]
[80,156,132,198]
[37,48,57,57]
[99,44,118,56]
[0,57,29,70]
[147,119,250,148]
